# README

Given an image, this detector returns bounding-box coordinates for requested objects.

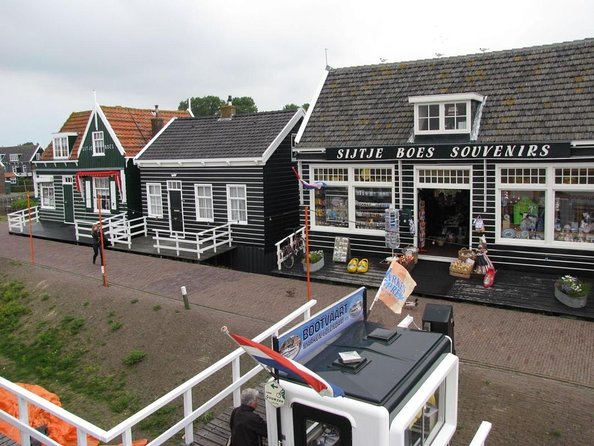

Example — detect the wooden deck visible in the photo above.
[0,434,17,446]
[273,253,594,321]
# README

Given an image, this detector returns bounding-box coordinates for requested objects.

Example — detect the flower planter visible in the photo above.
[304,257,324,272]
[554,285,587,308]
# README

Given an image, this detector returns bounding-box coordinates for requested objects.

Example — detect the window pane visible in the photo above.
[314,187,349,228]
[419,105,428,118]
[355,187,392,229]
[94,177,110,211]
[554,191,594,244]
[500,191,545,240]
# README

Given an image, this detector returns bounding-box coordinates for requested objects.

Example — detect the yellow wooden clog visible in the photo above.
[347,258,359,273]
[357,258,369,273]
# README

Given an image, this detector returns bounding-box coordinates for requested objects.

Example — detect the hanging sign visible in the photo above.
[264,380,286,408]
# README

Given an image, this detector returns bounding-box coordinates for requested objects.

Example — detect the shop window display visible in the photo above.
[500,191,545,240]
[554,191,593,243]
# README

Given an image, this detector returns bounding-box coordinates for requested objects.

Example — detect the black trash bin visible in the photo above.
[422,304,455,354]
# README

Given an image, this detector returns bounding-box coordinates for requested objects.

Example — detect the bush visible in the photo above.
[122,350,146,366]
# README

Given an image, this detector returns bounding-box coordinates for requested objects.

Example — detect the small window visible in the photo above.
[40,182,55,208]
[146,183,163,218]
[195,184,214,222]
[92,131,105,156]
[227,184,247,224]
[416,102,469,134]
[53,136,69,159]
[93,177,111,213]
[9,154,19,162]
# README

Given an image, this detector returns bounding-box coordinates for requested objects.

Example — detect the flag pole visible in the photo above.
[27,191,35,265]
[97,194,108,287]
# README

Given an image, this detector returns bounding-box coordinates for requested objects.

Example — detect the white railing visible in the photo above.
[7,207,39,233]
[0,300,317,446]
[153,222,233,259]
[107,215,147,249]
[468,421,492,446]
[275,226,306,270]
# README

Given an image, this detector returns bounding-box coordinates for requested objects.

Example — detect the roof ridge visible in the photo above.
[332,37,594,72]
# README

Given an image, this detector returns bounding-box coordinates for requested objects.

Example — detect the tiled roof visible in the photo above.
[41,111,91,161]
[137,110,299,160]
[297,38,594,148]
[40,107,190,161]
[101,106,190,157]
[0,143,39,161]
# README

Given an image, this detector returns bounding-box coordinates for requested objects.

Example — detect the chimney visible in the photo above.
[151,105,164,136]
[219,95,236,120]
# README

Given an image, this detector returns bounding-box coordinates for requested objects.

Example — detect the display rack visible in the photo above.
[355,187,392,230]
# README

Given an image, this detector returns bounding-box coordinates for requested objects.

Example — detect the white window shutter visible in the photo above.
[110,180,117,210]
[85,180,92,208]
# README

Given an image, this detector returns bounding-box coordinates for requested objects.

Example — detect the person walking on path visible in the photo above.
[229,388,267,446]
[91,224,103,265]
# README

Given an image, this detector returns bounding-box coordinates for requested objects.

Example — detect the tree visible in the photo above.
[283,103,309,111]
[178,96,224,117]
[178,95,258,116]
[232,96,258,114]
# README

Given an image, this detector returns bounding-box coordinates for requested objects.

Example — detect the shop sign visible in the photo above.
[326,142,571,161]
[274,287,366,363]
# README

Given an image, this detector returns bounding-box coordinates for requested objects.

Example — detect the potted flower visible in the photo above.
[303,250,325,272]
[554,275,590,308]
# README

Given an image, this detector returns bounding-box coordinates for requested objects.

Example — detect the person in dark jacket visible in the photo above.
[229,388,267,446]
[91,224,103,265]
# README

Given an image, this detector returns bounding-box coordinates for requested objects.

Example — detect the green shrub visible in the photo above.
[122,350,146,366]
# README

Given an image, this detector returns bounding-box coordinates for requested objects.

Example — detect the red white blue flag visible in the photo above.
[227,331,344,397]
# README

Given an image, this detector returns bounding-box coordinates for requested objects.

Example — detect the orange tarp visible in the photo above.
[0,383,100,446]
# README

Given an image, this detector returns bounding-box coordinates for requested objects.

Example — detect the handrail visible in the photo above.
[468,421,492,446]
[153,223,233,259]
[7,206,39,233]
[0,299,317,446]
[275,226,306,270]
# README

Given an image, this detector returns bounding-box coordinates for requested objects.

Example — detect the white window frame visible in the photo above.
[309,164,394,234]
[227,184,248,224]
[146,183,163,218]
[53,136,70,159]
[9,154,19,162]
[495,163,594,251]
[39,179,55,209]
[195,184,214,222]
[93,177,111,214]
[414,102,470,135]
[92,131,105,156]
[409,93,483,136]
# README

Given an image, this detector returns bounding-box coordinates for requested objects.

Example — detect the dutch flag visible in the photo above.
[226,330,344,397]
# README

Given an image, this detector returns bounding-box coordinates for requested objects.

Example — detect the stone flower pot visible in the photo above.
[303,255,324,272]
[554,283,588,308]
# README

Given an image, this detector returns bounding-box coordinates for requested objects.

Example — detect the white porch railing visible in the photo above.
[275,226,306,270]
[468,421,492,446]
[75,214,147,249]
[7,207,39,232]
[153,222,233,259]
[0,300,317,446]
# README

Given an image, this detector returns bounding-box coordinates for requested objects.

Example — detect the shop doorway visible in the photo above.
[417,188,470,258]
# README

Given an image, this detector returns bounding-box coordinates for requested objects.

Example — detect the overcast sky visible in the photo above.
[1,0,592,147]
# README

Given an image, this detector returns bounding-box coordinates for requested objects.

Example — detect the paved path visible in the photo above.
[1,224,593,445]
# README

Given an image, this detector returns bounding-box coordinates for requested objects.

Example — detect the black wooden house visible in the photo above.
[134,105,305,273]
[293,38,594,276]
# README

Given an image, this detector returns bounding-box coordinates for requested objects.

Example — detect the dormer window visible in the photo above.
[410,93,483,136]
[9,154,19,162]
[53,136,70,159]
[92,131,105,155]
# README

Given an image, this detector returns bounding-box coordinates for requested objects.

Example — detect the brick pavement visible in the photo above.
[1,224,593,444]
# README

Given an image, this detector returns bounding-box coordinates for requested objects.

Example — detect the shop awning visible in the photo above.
[74,170,122,193]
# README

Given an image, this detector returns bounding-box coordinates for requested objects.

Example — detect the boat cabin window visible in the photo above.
[293,403,352,446]
[404,384,445,446]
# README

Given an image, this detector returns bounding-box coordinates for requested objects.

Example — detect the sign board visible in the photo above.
[274,287,367,363]
[264,380,286,408]
[332,237,350,262]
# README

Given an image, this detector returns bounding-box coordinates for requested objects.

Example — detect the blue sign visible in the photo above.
[274,288,367,363]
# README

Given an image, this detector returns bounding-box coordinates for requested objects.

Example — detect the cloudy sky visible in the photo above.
[1,0,592,147]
